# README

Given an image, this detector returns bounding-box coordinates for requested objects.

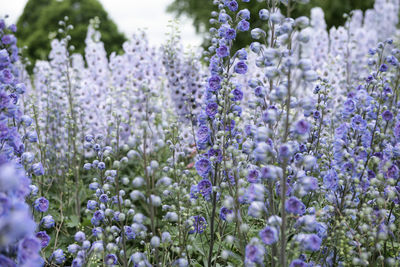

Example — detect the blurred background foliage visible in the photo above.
[167,0,376,52]
[16,0,126,68]
[16,0,377,67]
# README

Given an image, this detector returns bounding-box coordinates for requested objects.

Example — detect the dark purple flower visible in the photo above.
[205,102,218,117]
[225,28,236,40]
[188,215,207,234]
[259,226,279,245]
[382,110,393,121]
[219,207,233,221]
[216,45,229,58]
[285,197,305,215]
[34,197,49,212]
[124,226,136,240]
[227,0,238,11]
[207,148,222,162]
[197,179,212,198]
[247,169,260,183]
[99,194,108,203]
[234,61,248,74]
[231,87,243,101]
[351,115,367,131]
[379,63,388,72]
[36,231,51,248]
[208,75,221,91]
[195,158,212,178]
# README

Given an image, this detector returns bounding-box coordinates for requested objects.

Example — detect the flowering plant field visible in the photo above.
[1,0,400,266]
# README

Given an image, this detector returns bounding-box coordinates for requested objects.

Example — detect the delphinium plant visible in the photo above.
[0,18,43,266]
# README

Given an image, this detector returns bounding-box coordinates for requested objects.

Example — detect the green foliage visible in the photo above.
[167,0,375,50]
[16,0,126,67]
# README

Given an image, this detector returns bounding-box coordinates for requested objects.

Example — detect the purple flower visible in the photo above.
[31,162,44,176]
[379,63,388,72]
[285,197,305,215]
[0,69,14,84]
[0,49,10,68]
[343,99,356,115]
[225,27,236,40]
[105,254,118,265]
[231,87,244,101]
[207,148,222,162]
[351,115,367,131]
[99,194,108,203]
[208,75,221,91]
[301,233,322,251]
[219,207,233,221]
[190,184,199,199]
[75,231,86,242]
[295,120,310,135]
[93,210,105,221]
[205,102,218,118]
[1,34,15,45]
[382,110,393,121]
[227,0,238,11]
[18,237,42,264]
[216,45,229,58]
[323,170,338,190]
[245,243,265,264]
[68,244,80,254]
[290,259,308,267]
[237,19,250,31]
[279,144,292,159]
[36,231,51,248]
[87,200,97,210]
[259,226,279,245]
[41,215,55,228]
[195,158,212,178]
[124,226,136,240]
[385,164,399,179]
[188,215,207,234]
[247,169,260,183]
[234,60,248,74]
[34,197,49,212]
[51,249,66,264]
[197,179,212,198]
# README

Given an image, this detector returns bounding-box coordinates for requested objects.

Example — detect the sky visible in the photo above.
[0,0,202,46]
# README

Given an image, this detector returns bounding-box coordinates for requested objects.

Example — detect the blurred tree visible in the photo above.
[167,0,375,51]
[16,0,126,67]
